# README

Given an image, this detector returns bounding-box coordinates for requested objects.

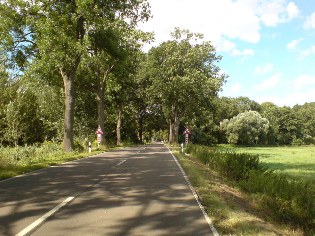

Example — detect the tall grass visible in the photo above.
[185,144,315,235]
[0,141,100,180]
[217,145,315,183]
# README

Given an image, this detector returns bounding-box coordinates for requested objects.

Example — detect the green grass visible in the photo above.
[171,147,302,235]
[0,142,107,180]
[217,145,315,184]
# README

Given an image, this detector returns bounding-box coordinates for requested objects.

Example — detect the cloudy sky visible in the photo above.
[138,0,315,107]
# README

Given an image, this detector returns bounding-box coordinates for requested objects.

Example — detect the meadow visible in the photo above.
[217,145,315,184]
[179,144,315,235]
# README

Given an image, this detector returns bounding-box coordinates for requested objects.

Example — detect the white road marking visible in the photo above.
[166,146,219,236]
[117,160,126,166]
[15,196,75,236]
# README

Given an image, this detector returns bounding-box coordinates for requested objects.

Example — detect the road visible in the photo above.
[0,143,216,236]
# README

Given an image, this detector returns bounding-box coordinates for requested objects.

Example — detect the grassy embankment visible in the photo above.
[0,141,110,180]
[171,144,314,236]
[217,145,315,184]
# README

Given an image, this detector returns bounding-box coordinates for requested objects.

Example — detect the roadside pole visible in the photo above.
[183,127,191,146]
[95,126,104,148]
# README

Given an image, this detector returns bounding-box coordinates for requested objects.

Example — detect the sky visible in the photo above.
[137,0,315,107]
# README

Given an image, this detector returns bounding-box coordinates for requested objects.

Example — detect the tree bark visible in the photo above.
[139,114,143,144]
[169,105,180,145]
[116,107,122,145]
[61,68,75,152]
[96,89,105,144]
[96,65,113,145]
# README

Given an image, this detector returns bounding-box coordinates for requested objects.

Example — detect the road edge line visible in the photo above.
[166,146,219,236]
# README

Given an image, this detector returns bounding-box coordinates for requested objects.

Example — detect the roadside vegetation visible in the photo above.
[1,2,315,235]
[217,145,315,184]
[0,142,111,180]
[174,144,314,236]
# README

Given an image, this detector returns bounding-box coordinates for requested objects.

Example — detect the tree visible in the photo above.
[78,25,151,145]
[0,0,150,151]
[147,28,226,144]
[261,103,304,145]
[276,106,303,145]
[293,103,315,144]
[220,111,269,145]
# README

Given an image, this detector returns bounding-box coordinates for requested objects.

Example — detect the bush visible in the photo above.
[186,144,260,181]
[186,144,315,235]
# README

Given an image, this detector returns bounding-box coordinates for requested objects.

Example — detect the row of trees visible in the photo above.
[218,98,315,146]
[0,0,152,150]
[1,1,314,149]
[0,1,226,149]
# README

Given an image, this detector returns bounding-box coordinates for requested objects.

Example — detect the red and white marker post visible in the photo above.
[95,126,104,148]
[183,128,191,145]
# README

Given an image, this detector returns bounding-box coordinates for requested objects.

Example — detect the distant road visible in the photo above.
[0,143,216,235]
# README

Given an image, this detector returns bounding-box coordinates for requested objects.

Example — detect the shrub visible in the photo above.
[187,144,260,181]
[186,144,315,235]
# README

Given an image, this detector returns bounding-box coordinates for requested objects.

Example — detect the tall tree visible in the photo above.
[293,103,315,143]
[147,28,226,144]
[0,0,150,151]
[79,25,151,144]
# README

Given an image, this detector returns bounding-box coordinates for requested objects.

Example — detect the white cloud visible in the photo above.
[254,63,273,74]
[287,38,303,50]
[138,0,300,51]
[294,74,315,90]
[217,39,255,57]
[252,0,300,27]
[220,82,242,97]
[138,0,260,48]
[276,90,315,106]
[230,83,242,94]
[300,45,315,59]
[253,74,315,106]
[304,12,315,29]
[253,73,281,90]
[286,2,300,20]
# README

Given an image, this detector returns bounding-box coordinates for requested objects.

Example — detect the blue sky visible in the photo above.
[138,0,315,107]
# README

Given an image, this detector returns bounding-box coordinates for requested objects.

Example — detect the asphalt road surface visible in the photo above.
[0,143,216,236]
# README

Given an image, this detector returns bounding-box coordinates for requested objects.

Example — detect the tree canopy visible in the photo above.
[220,111,270,145]
[1,1,315,148]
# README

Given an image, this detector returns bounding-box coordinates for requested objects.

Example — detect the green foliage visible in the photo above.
[220,110,269,145]
[261,103,304,145]
[216,145,315,184]
[186,144,261,181]
[0,141,105,180]
[240,170,315,233]
[0,0,151,151]
[186,144,315,234]
[146,28,226,144]
[293,103,315,143]
[0,78,46,145]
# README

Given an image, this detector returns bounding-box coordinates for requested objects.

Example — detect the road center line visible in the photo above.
[16,196,75,236]
[15,159,126,236]
[117,160,126,166]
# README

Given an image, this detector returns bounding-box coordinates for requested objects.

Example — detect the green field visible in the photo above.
[217,145,315,184]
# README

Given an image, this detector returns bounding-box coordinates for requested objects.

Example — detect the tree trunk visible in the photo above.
[169,105,180,145]
[139,114,143,144]
[95,65,113,145]
[61,69,75,152]
[116,107,122,146]
[96,89,105,144]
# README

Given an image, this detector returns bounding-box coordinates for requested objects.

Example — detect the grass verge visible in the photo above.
[0,143,113,180]
[171,147,303,236]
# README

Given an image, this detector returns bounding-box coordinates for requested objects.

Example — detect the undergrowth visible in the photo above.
[185,144,315,235]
